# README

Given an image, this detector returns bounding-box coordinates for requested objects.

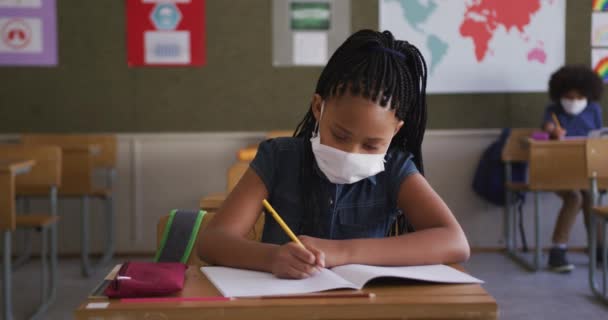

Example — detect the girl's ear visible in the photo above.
[394,120,404,136]
[311,94,323,122]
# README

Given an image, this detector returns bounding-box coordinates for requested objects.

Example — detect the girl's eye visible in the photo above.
[363,144,379,151]
[332,132,348,141]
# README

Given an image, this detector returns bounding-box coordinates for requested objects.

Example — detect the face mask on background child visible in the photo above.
[560,98,587,115]
[310,103,386,184]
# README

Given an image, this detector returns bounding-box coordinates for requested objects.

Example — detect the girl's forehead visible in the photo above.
[562,89,584,98]
[325,94,400,135]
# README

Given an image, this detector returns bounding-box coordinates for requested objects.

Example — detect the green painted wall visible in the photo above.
[0,0,602,132]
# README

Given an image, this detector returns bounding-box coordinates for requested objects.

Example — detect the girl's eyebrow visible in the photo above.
[335,124,385,142]
[365,137,384,143]
[334,124,353,136]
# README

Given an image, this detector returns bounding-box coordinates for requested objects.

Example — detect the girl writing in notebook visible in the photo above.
[199,30,470,279]
[541,65,604,273]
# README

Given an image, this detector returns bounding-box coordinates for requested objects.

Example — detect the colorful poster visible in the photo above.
[592,12,608,47]
[380,0,565,93]
[593,0,608,12]
[592,49,608,83]
[0,0,57,66]
[127,0,205,67]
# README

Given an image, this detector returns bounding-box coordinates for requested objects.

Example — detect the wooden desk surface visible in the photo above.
[0,159,35,175]
[62,144,102,156]
[74,265,497,320]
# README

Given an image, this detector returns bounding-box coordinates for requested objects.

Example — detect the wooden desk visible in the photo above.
[528,139,593,191]
[236,144,258,162]
[507,138,608,271]
[0,159,35,175]
[74,265,497,320]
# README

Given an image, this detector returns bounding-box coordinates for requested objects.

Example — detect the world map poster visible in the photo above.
[380,0,565,93]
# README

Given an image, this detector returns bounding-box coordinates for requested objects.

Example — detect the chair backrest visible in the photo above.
[157,211,265,266]
[21,134,117,169]
[0,163,17,231]
[528,140,588,191]
[586,139,608,181]
[266,130,293,139]
[21,134,99,194]
[501,128,536,162]
[227,161,250,192]
[588,128,608,138]
[0,160,35,231]
[0,144,61,189]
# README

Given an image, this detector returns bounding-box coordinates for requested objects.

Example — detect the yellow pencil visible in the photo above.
[262,199,304,248]
[551,112,562,130]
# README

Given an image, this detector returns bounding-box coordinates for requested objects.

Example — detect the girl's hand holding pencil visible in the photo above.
[263,199,326,279]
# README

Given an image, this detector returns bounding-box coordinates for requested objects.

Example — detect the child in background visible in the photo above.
[542,65,603,273]
[198,30,469,279]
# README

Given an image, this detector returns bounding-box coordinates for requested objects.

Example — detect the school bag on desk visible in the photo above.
[104,210,206,298]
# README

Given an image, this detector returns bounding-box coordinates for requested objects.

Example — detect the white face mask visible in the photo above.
[310,103,386,184]
[561,98,587,116]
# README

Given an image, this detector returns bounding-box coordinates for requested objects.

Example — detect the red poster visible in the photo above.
[127,0,205,67]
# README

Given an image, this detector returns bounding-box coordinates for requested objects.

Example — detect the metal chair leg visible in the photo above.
[48,187,58,302]
[99,195,114,266]
[534,191,541,270]
[13,199,32,270]
[603,220,607,300]
[506,191,542,271]
[589,214,608,304]
[3,231,13,320]
[80,196,93,277]
[81,192,115,277]
[505,189,513,250]
[29,226,56,320]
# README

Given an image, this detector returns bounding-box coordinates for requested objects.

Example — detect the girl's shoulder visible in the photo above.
[258,136,306,152]
[588,101,602,111]
[385,148,417,174]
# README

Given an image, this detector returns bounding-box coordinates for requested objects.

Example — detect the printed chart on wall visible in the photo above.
[126,0,205,67]
[592,0,608,83]
[379,0,565,93]
[0,0,57,66]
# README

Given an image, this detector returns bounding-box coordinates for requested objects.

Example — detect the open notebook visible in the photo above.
[201,264,483,298]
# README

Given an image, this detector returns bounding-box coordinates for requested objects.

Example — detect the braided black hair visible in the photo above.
[292,30,429,237]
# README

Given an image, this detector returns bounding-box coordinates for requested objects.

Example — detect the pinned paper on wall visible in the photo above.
[290,1,330,66]
[592,12,608,47]
[0,0,57,66]
[127,0,205,67]
[293,31,327,65]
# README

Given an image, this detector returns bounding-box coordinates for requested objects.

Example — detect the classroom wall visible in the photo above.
[5,131,589,254]
[0,0,604,132]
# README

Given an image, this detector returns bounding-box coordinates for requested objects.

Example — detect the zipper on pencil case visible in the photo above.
[112,262,131,291]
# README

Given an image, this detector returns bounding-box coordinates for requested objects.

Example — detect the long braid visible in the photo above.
[293,30,428,236]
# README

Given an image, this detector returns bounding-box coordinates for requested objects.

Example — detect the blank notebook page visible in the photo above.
[331,264,484,289]
[201,266,356,298]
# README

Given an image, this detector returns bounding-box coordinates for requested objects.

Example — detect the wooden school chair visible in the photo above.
[586,138,608,304]
[200,131,293,211]
[510,139,589,271]
[501,129,535,267]
[20,134,117,277]
[0,155,59,320]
